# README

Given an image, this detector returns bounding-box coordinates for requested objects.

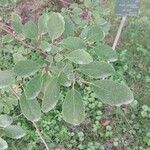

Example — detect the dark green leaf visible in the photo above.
[87,25,104,42]
[62,88,85,125]
[25,74,43,99]
[79,61,115,78]
[94,44,117,62]
[91,80,134,106]
[62,37,86,51]
[23,20,38,39]
[12,13,23,33]
[66,49,93,64]
[63,15,75,38]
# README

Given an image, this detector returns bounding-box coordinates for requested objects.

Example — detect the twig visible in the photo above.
[32,122,50,150]
[9,87,20,100]
[9,86,50,150]
[0,23,41,53]
[112,16,127,50]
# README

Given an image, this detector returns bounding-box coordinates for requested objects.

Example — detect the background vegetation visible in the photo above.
[0,0,149,149]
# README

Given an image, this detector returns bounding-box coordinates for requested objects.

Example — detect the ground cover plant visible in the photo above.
[0,0,150,149]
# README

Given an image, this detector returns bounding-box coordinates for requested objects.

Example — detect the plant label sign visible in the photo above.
[115,0,140,16]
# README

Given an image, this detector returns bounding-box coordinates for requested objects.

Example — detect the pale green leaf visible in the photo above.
[23,20,38,39]
[79,61,115,78]
[38,13,49,34]
[0,115,13,128]
[62,37,86,51]
[94,44,118,62]
[91,80,134,106]
[0,70,15,89]
[66,49,93,64]
[42,78,60,112]
[14,60,40,77]
[47,13,65,41]
[4,125,26,139]
[20,94,41,122]
[0,137,8,150]
[12,13,23,33]
[62,88,85,125]
[25,74,43,99]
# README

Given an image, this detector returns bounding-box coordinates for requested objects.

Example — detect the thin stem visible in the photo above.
[9,87,20,100]
[112,16,127,50]
[32,122,50,150]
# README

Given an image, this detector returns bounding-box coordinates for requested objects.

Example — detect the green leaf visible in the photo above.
[52,63,73,87]
[91,80,134,106]
[41,74,52,94]
[23,20,38,39]
[11,13,23,33]
[42,78,60,113]
[0,70,15,89]
[4,125,26,139]
[39,41,51,52]
[62,37,86,51]
[2,35,14,44]
[94,44,117,62]
[14,60,40,77]
[47,13,65,41]
[84,0,92,8]
[50,44,63,55]
[66,49,93,64]
[20,94,41,122]
[79,61,115,79]
[63,15,75,38]
[62,88,85,125]
[0,96,18,114]
[54,53,63,62]
[38,13,49,34]
[25,74,43,99]
[0,137,8,150]
[0,115,13,128]
[0,0,8,6]
[87,25,104,42]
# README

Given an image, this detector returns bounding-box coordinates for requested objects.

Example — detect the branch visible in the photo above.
[9,87,50,150]
[0,22,41,53]
[32,122,50,150]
